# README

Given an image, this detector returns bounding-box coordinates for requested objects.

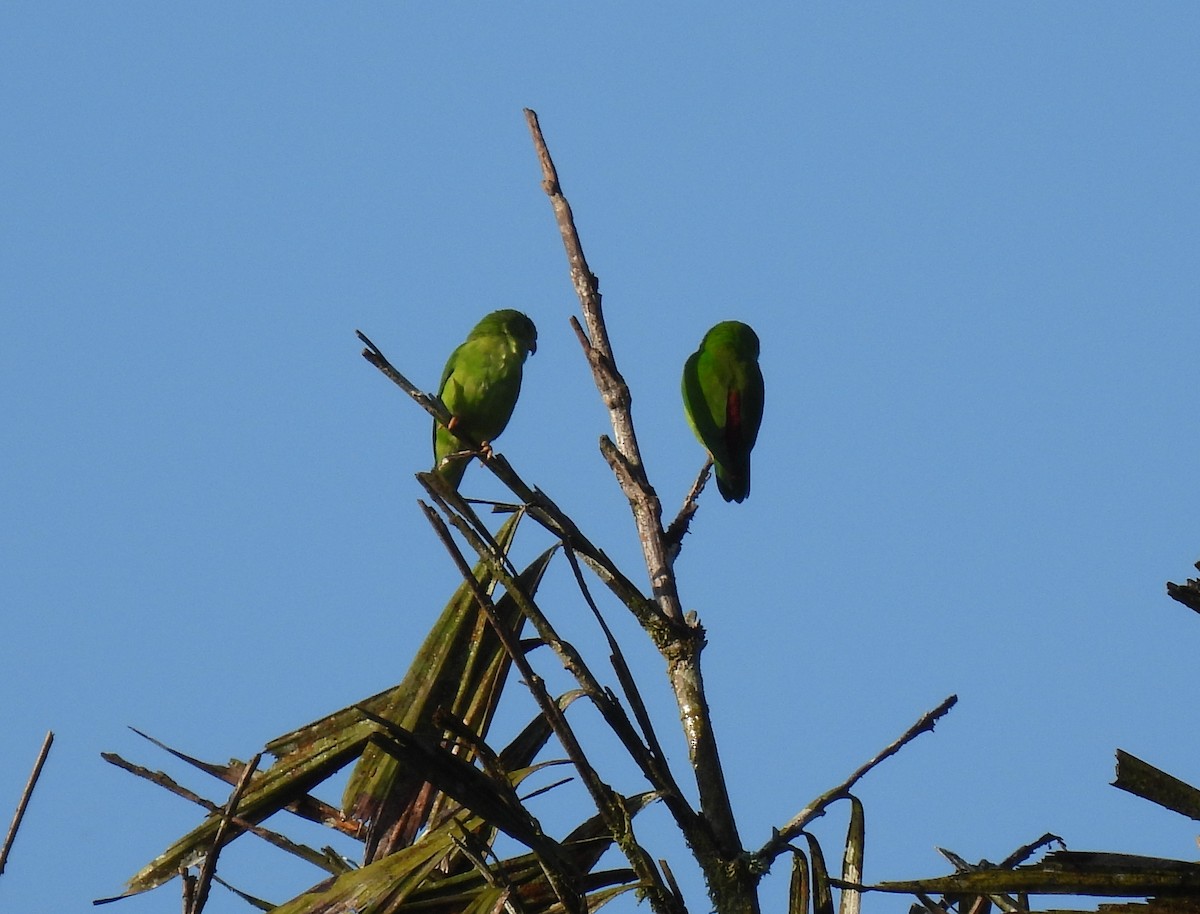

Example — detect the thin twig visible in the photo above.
[754,695,958,870]
[434,707,527,802]
[914,892,947,913]
[665,459,712,556]
[561,546,679,796]
[210,875,275,911]
[451,822,529,914]
[0,730,53,876]
[357,330,451,425]
[189,752,262,914]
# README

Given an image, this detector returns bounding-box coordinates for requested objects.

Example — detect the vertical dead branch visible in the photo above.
[527,109,681,625]
[524,108,755,914]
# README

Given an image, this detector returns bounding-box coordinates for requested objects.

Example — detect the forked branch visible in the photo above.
[524,108,752,913]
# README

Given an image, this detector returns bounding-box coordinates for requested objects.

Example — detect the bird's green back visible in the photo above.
[681,320,763,502]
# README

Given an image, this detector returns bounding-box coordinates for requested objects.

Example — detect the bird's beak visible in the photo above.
[529,340,537,355]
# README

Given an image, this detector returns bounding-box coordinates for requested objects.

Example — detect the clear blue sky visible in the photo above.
[3,5,1198,913]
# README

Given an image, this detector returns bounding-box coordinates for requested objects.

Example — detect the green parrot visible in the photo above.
[433,309,538,489]
[681,320,764,503]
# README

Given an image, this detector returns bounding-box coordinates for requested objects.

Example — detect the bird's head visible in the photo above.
[479,308,537,357]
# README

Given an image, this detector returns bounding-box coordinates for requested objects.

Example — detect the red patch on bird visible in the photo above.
[725,388,742,452]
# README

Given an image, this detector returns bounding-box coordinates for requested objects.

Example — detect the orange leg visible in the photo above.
[444,416,491,461]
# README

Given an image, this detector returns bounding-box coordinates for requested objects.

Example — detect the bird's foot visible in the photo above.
[478,440,495,462]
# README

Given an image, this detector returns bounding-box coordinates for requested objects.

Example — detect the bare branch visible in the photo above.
[0,730,53,876]
[754,695,958,871]
[357,330,451,427]
[190,752,262,914]
[665,459,712,556]
[528,108,681,624]
[525,108,751,910]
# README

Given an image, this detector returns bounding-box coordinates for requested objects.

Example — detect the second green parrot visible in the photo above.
[433,309,538,489]
[681,320,764,503]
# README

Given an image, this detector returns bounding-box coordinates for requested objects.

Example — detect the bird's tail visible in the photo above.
[435,453,469,490]
[715,465,750,503]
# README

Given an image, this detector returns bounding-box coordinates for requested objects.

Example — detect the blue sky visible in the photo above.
[3,4,1198,912]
